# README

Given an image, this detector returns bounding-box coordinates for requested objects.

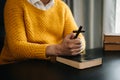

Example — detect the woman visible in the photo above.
[0,0,86,64]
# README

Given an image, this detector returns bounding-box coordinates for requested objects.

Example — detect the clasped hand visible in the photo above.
[46,33,84,56]
[57,33,83,56]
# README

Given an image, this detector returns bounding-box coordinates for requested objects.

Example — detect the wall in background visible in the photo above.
[103,0,116,34]
[73,0,103,49]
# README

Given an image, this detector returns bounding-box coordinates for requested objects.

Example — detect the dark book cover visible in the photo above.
[56,48,103,69]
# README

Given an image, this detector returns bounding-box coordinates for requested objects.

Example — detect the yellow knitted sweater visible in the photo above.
[0,0,85,64]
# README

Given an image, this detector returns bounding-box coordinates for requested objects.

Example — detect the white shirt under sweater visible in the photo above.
[28,0,54,10]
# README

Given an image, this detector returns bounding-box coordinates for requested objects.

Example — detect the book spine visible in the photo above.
[104,35,120,51]
[104,44,120,51]
[104,36,120,43]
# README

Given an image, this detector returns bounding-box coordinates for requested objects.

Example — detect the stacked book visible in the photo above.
[104,33,120,51]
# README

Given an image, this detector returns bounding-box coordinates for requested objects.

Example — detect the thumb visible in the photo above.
[66,33,75,39]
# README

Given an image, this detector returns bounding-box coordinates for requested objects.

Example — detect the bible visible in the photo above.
[56,48,103,69]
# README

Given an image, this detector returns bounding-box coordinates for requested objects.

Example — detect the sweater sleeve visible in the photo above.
[4,0,49,60]
[63,4,86,52]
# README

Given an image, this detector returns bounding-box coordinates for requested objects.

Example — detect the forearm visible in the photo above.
[7,41,49,60]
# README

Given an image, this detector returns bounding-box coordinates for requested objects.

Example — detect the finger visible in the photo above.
[72,45,81,49]
[71,52,80,56]
[66,33,75,39]
[71,39,81,44]
[75,39,84,45]
[67,43,81,49]
[70,48,81,55]
[70,33,75,39]
[79,45,85,53]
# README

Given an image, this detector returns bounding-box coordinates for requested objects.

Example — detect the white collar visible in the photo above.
[30,0,54,6]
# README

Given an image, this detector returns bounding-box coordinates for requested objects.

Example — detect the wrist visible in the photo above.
[46,44,62,56]
[55,44,63,56]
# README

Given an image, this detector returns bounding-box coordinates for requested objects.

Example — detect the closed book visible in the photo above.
[104,43,120,51]
[104,34,120,43]
[56,48,103,69]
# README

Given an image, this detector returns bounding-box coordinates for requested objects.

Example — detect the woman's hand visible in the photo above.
[56,33,82,56]
[46,33,85,56]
